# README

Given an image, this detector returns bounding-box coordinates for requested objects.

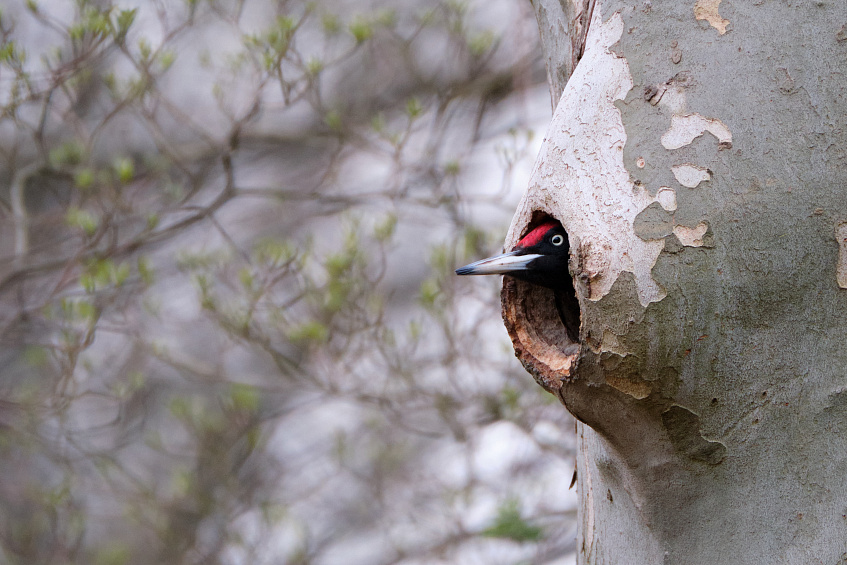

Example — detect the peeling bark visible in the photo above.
[509,1,847,563]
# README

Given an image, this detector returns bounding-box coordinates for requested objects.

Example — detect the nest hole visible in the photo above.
[500,212,581,389]
[524,211,581,344]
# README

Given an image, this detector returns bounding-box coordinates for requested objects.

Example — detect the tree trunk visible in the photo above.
[511,1,847,563]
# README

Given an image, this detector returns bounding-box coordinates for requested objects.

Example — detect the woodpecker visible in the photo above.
[455,220,580,341]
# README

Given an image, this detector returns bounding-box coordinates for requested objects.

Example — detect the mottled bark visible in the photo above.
[508,1,847,563]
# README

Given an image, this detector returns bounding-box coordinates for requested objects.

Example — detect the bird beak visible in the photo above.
[455,251,543,276]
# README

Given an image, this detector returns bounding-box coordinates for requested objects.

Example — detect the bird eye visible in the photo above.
[551,234,564,246]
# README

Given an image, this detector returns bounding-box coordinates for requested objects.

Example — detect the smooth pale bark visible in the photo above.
[509,1,847,563]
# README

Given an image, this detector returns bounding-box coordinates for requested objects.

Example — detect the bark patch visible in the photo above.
[656,187,677,211]
[672,164,711,188]
[661,114,732,150]
[662,406,726,465]
[693,0,730,35]
[673,222,711,247]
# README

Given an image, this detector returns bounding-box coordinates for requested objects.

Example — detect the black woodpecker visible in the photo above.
[455,220,580,341]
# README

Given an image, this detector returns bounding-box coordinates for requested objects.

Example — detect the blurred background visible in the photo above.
[0,0,577,563]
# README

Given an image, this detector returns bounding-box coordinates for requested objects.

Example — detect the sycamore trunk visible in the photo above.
[505,1,847,563]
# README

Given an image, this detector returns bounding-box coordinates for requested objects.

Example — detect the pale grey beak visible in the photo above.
[455,251,542,276]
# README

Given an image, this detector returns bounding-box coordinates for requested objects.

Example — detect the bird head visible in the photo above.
[455,220,571,289]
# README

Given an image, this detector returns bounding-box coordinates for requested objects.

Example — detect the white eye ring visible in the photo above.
[551,234,564,246]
